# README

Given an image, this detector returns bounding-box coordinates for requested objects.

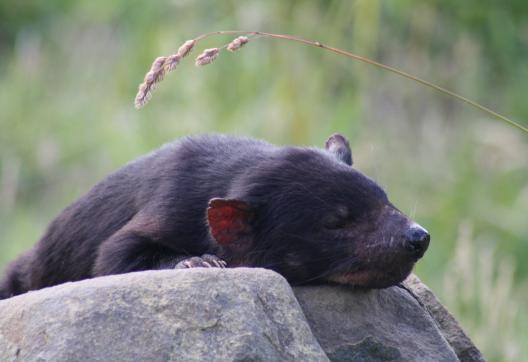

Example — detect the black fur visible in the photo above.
[0,134,429,299]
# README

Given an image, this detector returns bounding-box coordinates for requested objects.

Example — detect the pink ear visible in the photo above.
[207,198,253,245]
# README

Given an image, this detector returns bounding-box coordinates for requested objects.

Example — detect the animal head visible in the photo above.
[207,134,429,288]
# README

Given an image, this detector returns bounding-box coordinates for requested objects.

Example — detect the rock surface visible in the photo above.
[294,285,459,362]
[401,275,485,362]
[0,269,327,362]
[0,268,482,362]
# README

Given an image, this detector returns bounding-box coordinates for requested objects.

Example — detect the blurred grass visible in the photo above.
[0,1,527,360]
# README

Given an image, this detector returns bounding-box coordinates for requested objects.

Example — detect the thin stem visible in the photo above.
[193,30,528,134]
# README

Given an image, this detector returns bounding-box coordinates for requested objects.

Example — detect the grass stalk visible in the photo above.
[135,30,528,134]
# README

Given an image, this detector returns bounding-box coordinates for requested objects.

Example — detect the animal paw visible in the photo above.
[174,254,227,269]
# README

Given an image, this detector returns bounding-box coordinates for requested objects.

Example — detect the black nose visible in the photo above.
[404,225,430,258]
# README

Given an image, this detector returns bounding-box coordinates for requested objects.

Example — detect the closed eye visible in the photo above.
[323,216,348,230]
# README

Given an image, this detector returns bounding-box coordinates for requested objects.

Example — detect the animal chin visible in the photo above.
[327,270,376,286]
[328,263,415,289]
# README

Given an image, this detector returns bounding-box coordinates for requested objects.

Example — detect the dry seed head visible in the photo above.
[227,36,249,52]
[134,56,167,109]
[195,48,220,66]
[177,39,196,58]
[152,56,167,69]
[165,53,182,72]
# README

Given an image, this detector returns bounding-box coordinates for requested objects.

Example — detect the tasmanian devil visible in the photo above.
[0,133,430,299]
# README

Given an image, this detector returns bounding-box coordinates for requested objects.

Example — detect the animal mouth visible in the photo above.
[327,262,415,289]
[327,269,374,286]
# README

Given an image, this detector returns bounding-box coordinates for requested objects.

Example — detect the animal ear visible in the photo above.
[325,133,353,166]
[207,198,254,246]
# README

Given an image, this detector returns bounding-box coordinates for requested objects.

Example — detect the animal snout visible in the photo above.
[404,224,430,258]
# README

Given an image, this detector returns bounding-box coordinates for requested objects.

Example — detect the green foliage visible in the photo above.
[0,1,526,360]
[444,222,524,360]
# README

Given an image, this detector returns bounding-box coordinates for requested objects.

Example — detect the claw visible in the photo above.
[174,254,227,269]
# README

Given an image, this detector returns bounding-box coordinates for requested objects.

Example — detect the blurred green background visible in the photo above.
[0,1,526,360]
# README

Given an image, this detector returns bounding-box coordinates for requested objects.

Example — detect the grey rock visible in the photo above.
[0,268,328,362]
[293,283,460,362]
[401,274,485,362]
[0,269,483,362]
